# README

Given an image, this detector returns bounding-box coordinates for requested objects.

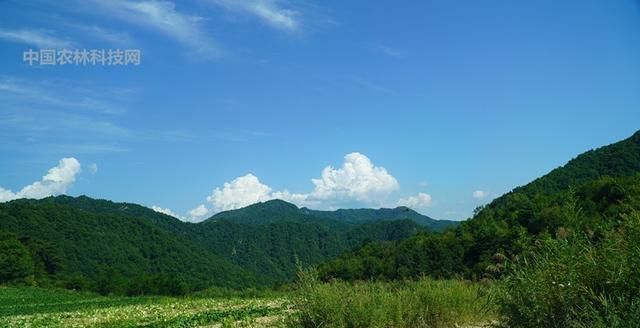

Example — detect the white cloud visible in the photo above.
[151,205,183,219]
[308,152,399,202]
[68,24,135,47]
[0,158,81,202]
[210,0,301,32]
[0,28,74,48]
[206,173,273,212]
[150,204,209,223]
[188,204,209,219]
[472,190,488,199]
[192,152,400,217]
[89,163,98,174]
[90,0,221,57]
[0,76,133,154]
[397,192,433,210]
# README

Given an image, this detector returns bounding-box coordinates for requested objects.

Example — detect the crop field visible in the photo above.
[0,278,493,328]
[0,287,289,328]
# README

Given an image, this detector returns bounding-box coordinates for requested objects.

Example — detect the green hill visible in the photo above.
[0,195,448,293]
[303,206,457,231]
[318,130,640,281]
[204,199,456,231]
[0,199,258,295]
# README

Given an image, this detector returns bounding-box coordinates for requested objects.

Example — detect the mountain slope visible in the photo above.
[0,195,441,292]
[303,206,458,231]
[191,218,422,283]
[0,199,259,294]
[318,130,640,281]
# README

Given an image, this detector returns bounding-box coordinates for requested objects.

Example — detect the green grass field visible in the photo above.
[288,275,494,328]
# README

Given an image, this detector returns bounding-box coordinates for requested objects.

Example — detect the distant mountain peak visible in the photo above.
[203,199,458,231]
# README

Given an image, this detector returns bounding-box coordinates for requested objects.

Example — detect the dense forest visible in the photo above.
[0,195,452,295]
[318,130,640,281]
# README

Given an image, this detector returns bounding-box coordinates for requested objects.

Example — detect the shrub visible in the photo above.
[494,212,640,327]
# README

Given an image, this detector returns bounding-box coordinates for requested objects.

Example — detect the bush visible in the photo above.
[494,212,640,327]
[288,269,493,328]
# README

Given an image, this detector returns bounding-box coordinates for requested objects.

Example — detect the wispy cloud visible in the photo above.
[67,24,135,47]
[0,77,128,115]
[209,0,301,32]
[0,28,74,48]
[349,75,397,95]
[87,0,221,58]
[0,77,132,154]
[0,108,131,140]
[375,44,405,58]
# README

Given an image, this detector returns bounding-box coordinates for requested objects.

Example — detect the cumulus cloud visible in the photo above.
[151,205,183,219]
[210,0,301,32]
[206,174,273,212]
[187,152,400,219]
[472,190,488,199]
[308,152,399,202]
[188,204,210,219]
[0,158,81,202]
[151,204,210,223]
[397,192,433,210]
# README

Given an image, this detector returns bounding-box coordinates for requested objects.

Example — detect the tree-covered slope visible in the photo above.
[191,218,423,283]
[0,196,436,292]
[318,130,640,281]
[303,206,458,231]
[0,199,258,295]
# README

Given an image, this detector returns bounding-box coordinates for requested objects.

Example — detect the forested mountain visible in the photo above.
[0,199,258,295]
[191,218,422,283]
[302,206,458,231]
[204,199,456,230]
[319,130,640,281]
[0,195,450,294]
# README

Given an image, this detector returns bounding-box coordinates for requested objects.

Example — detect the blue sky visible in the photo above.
[0,0,639,221]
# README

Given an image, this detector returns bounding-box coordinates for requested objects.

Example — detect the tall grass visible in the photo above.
[493,212,640,328]
[287,270,493,328]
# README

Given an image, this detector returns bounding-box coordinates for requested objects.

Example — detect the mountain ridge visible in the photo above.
[204,198,456,231]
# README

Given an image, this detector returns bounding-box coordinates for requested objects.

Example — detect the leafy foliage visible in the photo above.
[494,211,640,327]
[0,233,34,284]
